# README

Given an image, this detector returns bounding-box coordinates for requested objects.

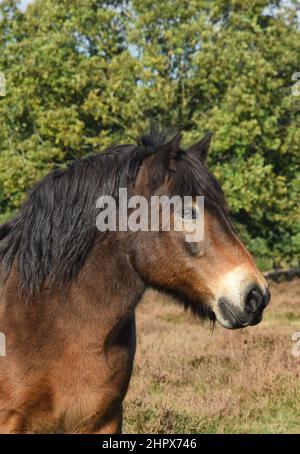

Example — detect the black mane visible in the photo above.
[0,127,226,296]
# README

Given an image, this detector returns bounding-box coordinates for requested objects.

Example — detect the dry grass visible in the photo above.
[123,279,300,433]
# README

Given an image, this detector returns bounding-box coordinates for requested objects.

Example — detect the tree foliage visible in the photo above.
[0,0,299,269]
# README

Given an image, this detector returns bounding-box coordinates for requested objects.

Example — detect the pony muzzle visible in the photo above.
[214,285,270,329]
[208,265,269,329]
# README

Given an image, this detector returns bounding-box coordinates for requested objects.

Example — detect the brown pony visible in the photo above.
[0,125,270,433]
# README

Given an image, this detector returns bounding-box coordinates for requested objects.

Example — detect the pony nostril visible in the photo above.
[245,286,264,313]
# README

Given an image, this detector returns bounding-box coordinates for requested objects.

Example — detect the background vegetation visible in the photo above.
[0,0,299,270]
[125,280,300,433]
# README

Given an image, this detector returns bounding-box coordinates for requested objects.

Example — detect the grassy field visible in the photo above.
[124,279,300,434]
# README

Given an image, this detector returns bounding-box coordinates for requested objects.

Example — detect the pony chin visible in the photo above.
[163,288,216,322]
[185,298,217,322]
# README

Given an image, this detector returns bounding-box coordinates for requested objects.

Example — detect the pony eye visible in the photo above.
[182,207,198,220]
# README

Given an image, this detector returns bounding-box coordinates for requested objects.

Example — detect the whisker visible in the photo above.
[210,318,216,338]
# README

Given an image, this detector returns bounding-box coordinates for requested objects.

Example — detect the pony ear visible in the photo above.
[156,132,182,172]
[187,131,212,162]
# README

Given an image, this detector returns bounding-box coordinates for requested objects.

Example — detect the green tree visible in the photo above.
[0,0,139,208]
